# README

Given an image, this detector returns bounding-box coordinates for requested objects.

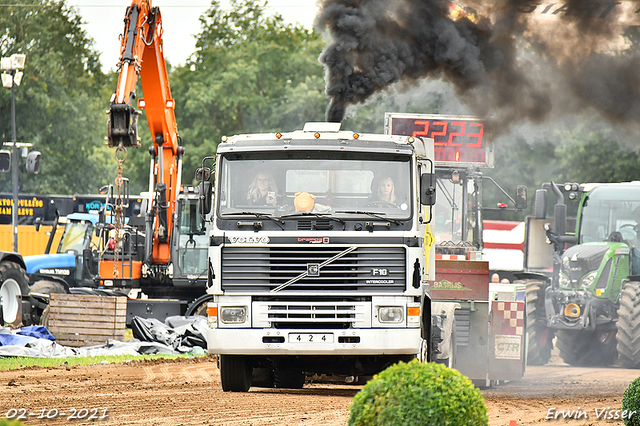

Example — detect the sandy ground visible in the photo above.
[0,351,636,426]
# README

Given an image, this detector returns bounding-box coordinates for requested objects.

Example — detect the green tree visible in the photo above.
[163,0,326,185]
[0,0,113,195]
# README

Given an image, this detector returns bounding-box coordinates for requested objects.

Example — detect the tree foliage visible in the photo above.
[0,0,114,195]
[164,0,326,186]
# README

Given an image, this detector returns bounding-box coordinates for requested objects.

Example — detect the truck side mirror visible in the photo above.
[420,173,436,206]
[515,185,527,210]
[34,217,42,232]
[199,181,212,215]
[196,167,211,182]
[534,189,547,219]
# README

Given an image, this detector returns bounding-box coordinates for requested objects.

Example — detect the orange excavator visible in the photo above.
[90,0,211,317]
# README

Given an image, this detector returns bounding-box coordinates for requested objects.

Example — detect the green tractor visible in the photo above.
[535,182,640,368]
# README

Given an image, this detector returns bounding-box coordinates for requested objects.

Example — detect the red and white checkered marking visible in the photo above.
[435,254,467,260]
[495,301,524,336]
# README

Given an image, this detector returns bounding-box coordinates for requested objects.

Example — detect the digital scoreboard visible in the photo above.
[384,113,494,167]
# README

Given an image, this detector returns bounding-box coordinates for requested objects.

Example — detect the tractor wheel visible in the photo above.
[0,261,29,326]
[219,355,252,392]
[185,294,214,317]
[30,280,67,295]
[556,329,618,366]
[616,281,640,368]
[274,368,305,389]
[519,279,554,365]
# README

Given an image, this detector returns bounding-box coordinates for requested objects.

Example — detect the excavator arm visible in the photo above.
[106,0,182,269]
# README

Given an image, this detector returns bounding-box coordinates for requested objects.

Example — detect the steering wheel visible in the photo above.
[362,201,398,208]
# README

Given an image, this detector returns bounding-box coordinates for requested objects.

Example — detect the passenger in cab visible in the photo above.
[247,172,280,206]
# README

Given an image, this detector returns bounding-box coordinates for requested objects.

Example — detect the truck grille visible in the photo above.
[253,301,367,329]
[221,246,406,292]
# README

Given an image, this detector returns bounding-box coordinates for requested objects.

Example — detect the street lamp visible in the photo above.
[1,54,26,253]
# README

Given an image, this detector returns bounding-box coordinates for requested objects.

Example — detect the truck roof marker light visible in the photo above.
[314,132,321,139]
[353,133,360,139]
[221,136,228,143]
[275,132,282,139]
[408,137,415,143]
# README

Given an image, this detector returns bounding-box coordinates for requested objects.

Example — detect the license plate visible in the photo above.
[289,333,334,343]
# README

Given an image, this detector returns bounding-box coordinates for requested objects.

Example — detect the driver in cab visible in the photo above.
[369,177,397,205]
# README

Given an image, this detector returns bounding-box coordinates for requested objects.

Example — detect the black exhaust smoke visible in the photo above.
[317,0,640,132]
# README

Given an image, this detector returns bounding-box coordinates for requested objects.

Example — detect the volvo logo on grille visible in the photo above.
[228,235,270,244]
[307,264,320,276]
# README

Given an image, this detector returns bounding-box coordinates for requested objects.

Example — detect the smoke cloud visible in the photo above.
[316,0,640,133]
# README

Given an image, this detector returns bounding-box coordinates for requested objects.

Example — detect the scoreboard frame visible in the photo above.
[384,112,494,168]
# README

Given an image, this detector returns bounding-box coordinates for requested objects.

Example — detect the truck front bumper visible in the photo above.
[207,327,421,356]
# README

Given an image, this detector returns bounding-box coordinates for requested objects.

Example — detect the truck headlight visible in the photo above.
[378,306,404,323]
[580,271,597,288]
[220,306,247,324]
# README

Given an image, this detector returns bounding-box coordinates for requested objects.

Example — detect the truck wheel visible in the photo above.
[274,369,305,389]
[219,355,252,392]
[556,329,617,366]
[521,279,554,365]
[616,281,640,368]
[0,261,29,325]
[185,294,214,316]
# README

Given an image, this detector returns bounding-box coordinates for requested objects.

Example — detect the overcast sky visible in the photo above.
[66,0,319,71]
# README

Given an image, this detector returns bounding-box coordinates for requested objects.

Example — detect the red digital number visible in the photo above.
[430,121,448,146]
[467,123,483,147]
[411,120,430,139]
[448,122,465,147]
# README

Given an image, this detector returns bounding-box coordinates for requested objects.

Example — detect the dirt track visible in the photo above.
[0,351,636,426]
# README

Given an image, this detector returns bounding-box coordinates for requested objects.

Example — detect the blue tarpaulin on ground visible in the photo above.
[0,316,207,358]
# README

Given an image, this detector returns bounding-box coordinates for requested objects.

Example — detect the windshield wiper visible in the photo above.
[335,210,403,226]
[278,212,346,229]
[221,212,284,230]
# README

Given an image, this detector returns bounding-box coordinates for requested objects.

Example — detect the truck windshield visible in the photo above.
[580,185,640,244]
[217,153,412,219]
[57,220,92,253]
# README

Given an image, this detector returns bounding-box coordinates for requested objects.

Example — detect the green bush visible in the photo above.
[348,359,488,426]
[0,419,26,426]
[623,376,640,426]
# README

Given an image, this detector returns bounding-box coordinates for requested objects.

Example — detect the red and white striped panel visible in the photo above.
[493,301,525,336]
[435,254,467,260]
[483,220,525,272]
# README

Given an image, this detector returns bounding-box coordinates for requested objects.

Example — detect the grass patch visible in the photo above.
[0,353,203,371]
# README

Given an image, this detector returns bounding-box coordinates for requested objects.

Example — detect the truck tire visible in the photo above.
[556,329,617,366]
[274,368,305,389]
[0,261,29,325]
[616,281,640,368]
[185,294,213,316]
[219,355,252,392]
[521,279,554,365]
